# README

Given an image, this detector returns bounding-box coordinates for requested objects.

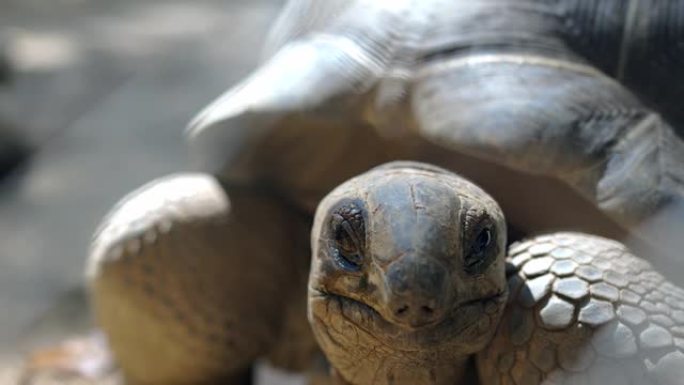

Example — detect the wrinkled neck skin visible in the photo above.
[322,335,474,385]
[357,359,472,385]
[309,280,505,385]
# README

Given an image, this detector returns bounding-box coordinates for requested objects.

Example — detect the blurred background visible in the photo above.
[0,0,289,379]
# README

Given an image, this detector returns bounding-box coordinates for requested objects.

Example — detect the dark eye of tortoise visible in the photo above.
[464,214,498,275]
[329,201,366,272]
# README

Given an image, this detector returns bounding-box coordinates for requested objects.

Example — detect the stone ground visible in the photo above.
[0,0,307,383]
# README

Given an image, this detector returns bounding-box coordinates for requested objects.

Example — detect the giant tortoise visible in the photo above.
[30,0,684,384]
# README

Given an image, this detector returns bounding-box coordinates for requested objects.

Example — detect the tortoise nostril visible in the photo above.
[385,258,449,327]
[391,302,442,326]
[395,305,409,316]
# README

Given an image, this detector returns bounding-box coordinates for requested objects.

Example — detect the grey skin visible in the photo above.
[85,0,684,384]
[309,162,684,385]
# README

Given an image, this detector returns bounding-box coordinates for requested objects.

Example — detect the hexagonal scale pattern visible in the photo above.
[575,265,602,282]
[571,252,593,264]
[540,295,576,329]
[550,259,578,276]
[518,274,554,308]
[578,298,615,326]
[591,321,637,358]
[528,242,555,256]
[590,282,619,302]
[617,305,647,326]
[639,324,673,349]
[553,277,589,301]
[549,247,575,259]
[522,257,554,278]
[480,232,684,385]
[510,252,532,269]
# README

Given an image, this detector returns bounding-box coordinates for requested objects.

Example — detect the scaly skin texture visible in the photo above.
[309,162,684,385]
[480,233,684,385]
[89,175,317,384]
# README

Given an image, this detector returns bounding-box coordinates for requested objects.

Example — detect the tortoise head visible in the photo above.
[308,161,509,385]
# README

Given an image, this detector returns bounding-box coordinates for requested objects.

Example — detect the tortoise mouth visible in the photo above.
[310,287,506,351]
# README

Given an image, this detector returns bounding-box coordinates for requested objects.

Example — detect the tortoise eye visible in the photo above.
[474,228,492,253]
[464,223,497,275]
[329,201,366,272]
[332,247,363,271]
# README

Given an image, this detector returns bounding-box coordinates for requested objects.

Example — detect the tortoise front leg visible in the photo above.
[478,233,684,385]
[89,174,313,384]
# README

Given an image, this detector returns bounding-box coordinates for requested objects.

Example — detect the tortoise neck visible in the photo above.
[337,354,474,385]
